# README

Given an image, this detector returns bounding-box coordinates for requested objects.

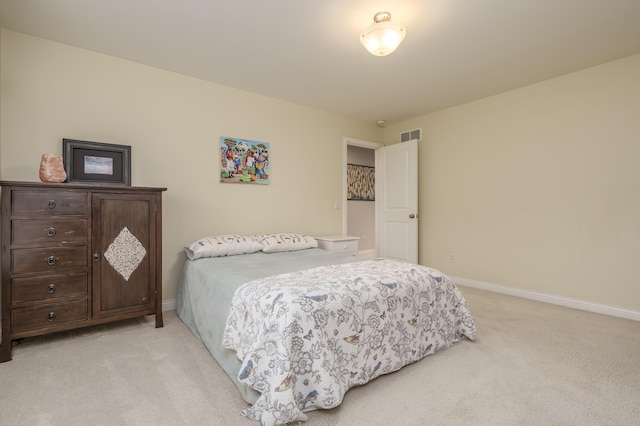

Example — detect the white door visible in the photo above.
[375,139,418,263]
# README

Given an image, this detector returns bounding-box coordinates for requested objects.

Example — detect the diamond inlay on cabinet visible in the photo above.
[104,227,147,281]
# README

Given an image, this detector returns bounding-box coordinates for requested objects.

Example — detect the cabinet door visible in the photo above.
[92,193,158,318]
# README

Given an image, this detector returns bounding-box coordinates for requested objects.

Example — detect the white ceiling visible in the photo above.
[1,0,640,125]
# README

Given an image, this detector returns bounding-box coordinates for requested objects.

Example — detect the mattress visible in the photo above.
[177,248,476,425]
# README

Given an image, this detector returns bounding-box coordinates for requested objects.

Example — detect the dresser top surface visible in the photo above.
[0,180,166,192]
[315,235,360,242]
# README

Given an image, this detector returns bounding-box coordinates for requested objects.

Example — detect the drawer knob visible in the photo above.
[47,200,57,209]
[47,312,56,321]
[47,227,57,237]
[47,256,58,266]
[48,283,57,294]
[93,252,101,262]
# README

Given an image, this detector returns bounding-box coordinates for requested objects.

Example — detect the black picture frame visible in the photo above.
[63,139,131,185]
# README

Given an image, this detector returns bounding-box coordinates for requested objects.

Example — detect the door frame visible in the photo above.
[342,136,383,237]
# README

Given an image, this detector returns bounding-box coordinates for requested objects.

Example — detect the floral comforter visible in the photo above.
[222,259,476,425]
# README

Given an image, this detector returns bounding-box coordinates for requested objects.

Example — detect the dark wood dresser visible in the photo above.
[0,181,166,362]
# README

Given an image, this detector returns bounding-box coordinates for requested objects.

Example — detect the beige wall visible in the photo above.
[0,30,381,302]
[384,54,640,311]
[2,29,639,314]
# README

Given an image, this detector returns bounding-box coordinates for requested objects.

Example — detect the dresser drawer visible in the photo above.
[12,219,88,245]
[12,273,88,303]
[315,236,359,254]
[12,246,87,274]
[12,300,88,334]
[12,190,88,215]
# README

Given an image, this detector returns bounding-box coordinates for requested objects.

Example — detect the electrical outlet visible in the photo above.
[449,254,455,263]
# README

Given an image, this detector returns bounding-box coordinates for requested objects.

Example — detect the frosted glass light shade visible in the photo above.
[360,12,406,57]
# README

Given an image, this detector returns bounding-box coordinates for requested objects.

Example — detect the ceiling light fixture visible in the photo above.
[360,11,406,57]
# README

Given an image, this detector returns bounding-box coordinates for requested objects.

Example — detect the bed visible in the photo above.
[177,235,476,425]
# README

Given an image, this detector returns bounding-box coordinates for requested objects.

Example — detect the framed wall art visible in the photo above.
[219,136,270,185]
[63,139,131,185]
[347,163,375,201]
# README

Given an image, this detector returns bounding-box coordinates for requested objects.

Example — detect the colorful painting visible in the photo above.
[347,164,375,201]
[220,136,270,184]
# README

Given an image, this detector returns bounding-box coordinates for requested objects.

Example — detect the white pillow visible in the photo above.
[184,235,263,260]
[254,233,318,253]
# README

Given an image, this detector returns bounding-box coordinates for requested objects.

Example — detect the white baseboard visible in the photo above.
[164,276,640,321]
[4,287,635,343]
[452,276,640,322]
[358,249,376,259]
[163,299,177,312]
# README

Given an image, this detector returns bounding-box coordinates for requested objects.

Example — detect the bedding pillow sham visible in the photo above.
[253,233,318,253]
[184,234,263,260]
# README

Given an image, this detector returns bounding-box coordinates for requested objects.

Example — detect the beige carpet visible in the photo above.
[1,286,638,425]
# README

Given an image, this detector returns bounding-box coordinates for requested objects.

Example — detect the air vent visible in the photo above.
[400,128,422,142]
